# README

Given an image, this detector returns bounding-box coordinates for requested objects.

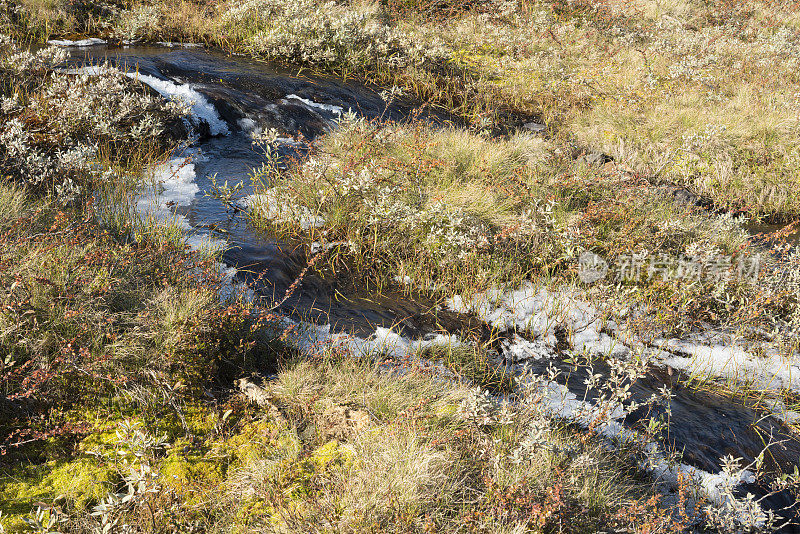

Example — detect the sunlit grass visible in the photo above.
[3,4,800,531]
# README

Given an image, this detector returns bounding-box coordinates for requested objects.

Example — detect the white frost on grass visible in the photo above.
[47,38,106,47]
[243,190,325,230]
[127,73,230,136]
[284,94,344,115]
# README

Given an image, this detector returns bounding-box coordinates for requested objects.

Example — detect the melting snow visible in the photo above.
[446,283,620,356]
[185,233,227,253]
[135,154,244,303]
[284,94,344,115]
[135,154,223,256]
[136,156,199,227]
[267,317,463,374]
[653,339,800,393]
[449,282,800,394]
[441,280,795,524]
[155,42,203,48]
[47,38,106,47]
[501,335,552,361]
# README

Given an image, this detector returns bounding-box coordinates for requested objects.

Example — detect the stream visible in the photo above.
[66,43,800,529]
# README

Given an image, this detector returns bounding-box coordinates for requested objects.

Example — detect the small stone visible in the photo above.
[523,121,546,132]
[583,151,613,166]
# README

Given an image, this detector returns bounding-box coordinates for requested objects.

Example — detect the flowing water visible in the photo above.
[69,44,800,527]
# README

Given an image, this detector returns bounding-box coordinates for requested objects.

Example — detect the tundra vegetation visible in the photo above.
[1,0,800,532]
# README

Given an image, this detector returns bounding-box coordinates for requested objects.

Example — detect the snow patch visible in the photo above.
[47,38,106,47]
[155,41,203,48]
[284,94,344,115]
[501,335,552,361]
[451,282,800,393]
[136,156,199,228]
[186,233,227,253]
[446,283,615,357]
[654,339,800,393]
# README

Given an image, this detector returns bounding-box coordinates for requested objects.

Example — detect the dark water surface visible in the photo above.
[71,45,458,337]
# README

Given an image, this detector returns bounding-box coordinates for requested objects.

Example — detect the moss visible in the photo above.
[182,404,222,436]
[78,428,124,455]
[280,440,352,499]
[434,402,459,419]
[0,457,114,520]
[230,498,275,529]
[159,446,227,506]
[306,439,349,470]
[216,418,300,465]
